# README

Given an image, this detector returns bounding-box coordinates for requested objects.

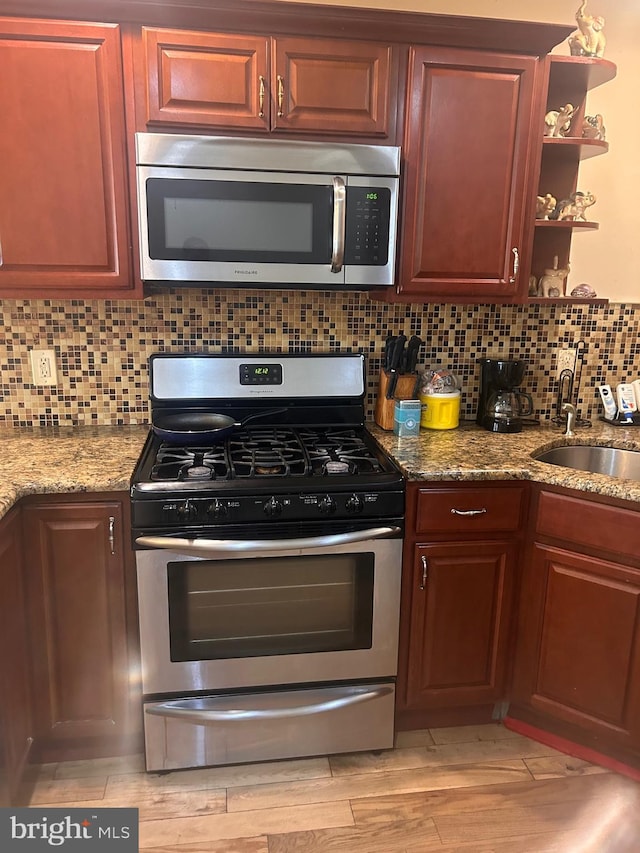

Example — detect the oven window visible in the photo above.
[167,553,374,661]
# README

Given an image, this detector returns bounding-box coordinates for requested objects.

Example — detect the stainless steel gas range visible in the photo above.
[130,352,404,772]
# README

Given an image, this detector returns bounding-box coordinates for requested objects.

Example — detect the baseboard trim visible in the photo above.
[504,716,640,783]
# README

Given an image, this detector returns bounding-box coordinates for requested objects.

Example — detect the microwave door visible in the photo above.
[137,167,346,285]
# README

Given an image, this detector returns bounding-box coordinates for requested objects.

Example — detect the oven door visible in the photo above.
[135,527,402,696]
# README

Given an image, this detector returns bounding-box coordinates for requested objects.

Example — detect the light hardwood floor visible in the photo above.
[28,724,640,851]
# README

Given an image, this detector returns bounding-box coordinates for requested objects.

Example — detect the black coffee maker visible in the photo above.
[476,358,534,433]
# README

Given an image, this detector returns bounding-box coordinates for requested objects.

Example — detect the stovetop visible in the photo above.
[131,352,404,532]
[145,425,392,485]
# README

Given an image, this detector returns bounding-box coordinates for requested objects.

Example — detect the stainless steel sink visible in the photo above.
[532,445,640,481]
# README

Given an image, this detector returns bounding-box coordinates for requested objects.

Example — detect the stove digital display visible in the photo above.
[240,363,283,385]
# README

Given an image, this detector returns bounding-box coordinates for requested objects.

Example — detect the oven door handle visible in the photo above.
[135,526,402,555]
[145,685,393,723]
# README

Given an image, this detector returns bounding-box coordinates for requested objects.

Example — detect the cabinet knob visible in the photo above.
[258,75,265,119]
[419,555,428,590]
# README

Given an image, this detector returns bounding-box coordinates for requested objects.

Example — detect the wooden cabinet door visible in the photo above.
[142,27,270,131]
[140,28,394,139]
[512,543,640,751]
[23,497,140,762]
[0,19,133,297]
[403,540,517,710]
[272,36,393,137]
[0,508,33,805]
[398,46,538,301]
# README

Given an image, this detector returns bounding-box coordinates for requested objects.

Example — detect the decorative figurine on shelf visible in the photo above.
[536,193,557,219]
[544,104,576,137]
[582,114,606,141]
[570,283,598,298]
[553,190,597,221]
[538,256,570,298]
[568,1,606,57]
[528,275,538,297]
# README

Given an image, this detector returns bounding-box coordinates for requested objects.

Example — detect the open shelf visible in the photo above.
[535,220,599,231]
[548,55,617,91]
[529,55,616,303]
[542,136,608,159]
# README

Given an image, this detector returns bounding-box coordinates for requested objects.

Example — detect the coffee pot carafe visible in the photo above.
[476,358,534,433]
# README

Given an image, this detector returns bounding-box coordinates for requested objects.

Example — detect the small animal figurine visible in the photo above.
[544,104,576,138]
[568,1,606,57]
[538,256,570,298]
[582,114,606,141]
[554,191,597,222]
[536,193,557,220]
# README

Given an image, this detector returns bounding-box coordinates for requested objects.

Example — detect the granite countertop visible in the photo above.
[0,424,150,521]
[369,419,640,504]
[0,419,639,523]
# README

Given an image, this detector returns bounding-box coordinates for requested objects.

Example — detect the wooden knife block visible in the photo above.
[374,370,419,431]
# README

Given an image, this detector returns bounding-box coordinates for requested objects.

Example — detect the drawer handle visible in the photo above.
[450,508,487,516]
[419,555,428,590]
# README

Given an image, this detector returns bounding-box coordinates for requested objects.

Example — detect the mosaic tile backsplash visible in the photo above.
[0,290,638,428]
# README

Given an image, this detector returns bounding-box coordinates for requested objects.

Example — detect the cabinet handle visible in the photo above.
[419,555,428,590]
[0,233,3,267]
[258,75,265,118]
[509,247,520,283]
[450,508,487,516]
[108,516,115,555]
[277,75,284,117]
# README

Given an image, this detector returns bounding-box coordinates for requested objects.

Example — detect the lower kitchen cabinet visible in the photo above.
[396,482,526,729]
[0,506,34,805]
[22,493,142,763]
[510,486,640,764]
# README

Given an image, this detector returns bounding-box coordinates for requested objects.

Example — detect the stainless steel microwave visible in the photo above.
[135,132,400,289]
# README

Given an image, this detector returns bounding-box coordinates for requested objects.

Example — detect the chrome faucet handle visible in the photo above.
[561,402,576,437]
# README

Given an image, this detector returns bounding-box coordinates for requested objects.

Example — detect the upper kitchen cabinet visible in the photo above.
[396,46,540,303]
[137,27,397,140]
[530,55,616,299]
[0,18,136,298]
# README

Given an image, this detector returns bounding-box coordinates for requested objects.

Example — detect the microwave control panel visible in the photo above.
[344,187,390,266]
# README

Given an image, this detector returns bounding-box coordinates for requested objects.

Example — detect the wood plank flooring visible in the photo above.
[28,724,640,851]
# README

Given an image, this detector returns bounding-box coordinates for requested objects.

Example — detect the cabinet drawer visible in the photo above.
[414,486,525,535]
[536,491,640,561]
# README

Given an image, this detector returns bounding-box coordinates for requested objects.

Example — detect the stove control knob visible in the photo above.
[263,496,283,518]
[318,495,337,515]
[176,500,198,522]
[345,494,364,514]
[207,499,228,520]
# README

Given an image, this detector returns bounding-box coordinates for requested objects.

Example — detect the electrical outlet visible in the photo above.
[29,349,58,386]
[556,347,577,379]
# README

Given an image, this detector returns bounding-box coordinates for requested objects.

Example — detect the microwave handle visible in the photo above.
[331,176,346,273]
[135,526,401,556]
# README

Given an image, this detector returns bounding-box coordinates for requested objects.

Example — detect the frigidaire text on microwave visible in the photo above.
[135,132,400,289]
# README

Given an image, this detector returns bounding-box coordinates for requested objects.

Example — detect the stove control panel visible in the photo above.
[133,490,404,529]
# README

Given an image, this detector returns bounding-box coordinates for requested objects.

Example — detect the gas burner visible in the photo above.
[151,446,229,482]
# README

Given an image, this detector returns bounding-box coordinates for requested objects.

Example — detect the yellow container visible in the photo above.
[420,390,461,430]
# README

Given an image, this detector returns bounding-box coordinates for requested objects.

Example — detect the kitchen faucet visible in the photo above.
[562,402,576,437]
